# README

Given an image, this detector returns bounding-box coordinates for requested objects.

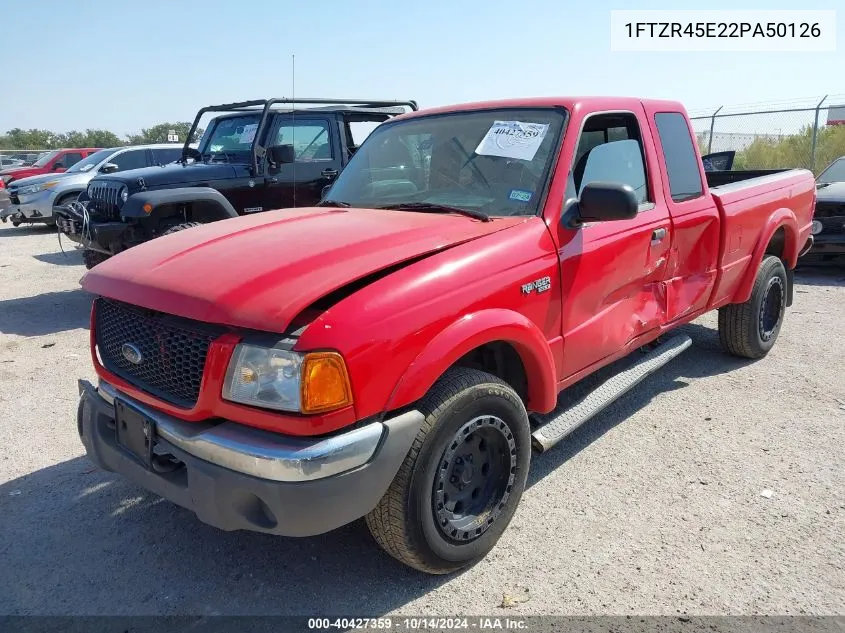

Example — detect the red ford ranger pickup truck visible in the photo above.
[76,97,815,574]
[0,147,101,187]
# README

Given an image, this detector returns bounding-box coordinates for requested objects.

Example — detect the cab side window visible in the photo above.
[567,113,650,206]
[63,152,83,167]
[111,149,148,172]
[152,147,183,165]
[272,120,334,162]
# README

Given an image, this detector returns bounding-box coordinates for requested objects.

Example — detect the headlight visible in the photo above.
[119,186,129,204]
[222,344,353,414]
[19,180,60,196]
[811,220,823,235]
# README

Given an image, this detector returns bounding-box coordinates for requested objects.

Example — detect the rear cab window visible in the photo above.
[653,112,704,202]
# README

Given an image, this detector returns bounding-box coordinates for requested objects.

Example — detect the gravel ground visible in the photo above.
[0,222,843,617]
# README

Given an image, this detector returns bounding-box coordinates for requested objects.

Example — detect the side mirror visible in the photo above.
[268,144,295,165]
[575,182,639,223]
[100,163,119,174]
[52,162,64,171]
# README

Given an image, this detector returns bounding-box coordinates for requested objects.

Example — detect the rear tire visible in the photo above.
[82,249,109,270]
[366,368,531,574]
[718,255,787,359]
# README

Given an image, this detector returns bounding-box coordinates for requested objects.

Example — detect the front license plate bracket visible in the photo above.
[114,398,156,468]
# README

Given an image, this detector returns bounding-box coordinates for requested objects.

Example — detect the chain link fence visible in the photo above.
[0,149,52,168]
[690,96,845,175]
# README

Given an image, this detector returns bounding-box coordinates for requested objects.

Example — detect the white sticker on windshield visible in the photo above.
[475,121,550,161]
[238,124,258,144]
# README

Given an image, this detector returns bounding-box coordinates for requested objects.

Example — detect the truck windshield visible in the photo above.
[325,108,566,218]
[817,157,845,184]
[32,150,60,168]
[199,114,261,159]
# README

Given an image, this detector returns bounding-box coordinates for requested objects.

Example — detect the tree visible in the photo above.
[125,122,203,145]
[0,128,59,149]
[80,129,123,148]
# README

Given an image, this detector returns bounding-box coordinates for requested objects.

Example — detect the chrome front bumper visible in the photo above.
[77,379,424,536]
[95,381,389,483]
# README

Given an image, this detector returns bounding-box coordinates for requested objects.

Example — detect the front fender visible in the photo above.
[384,309,557,414]
[121,187,238,220]
[732,208,799,305]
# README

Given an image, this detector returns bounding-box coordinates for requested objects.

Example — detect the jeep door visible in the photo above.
[262,115,342,210]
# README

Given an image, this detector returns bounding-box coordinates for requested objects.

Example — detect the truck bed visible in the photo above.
[706,168,816,307]
[706,168,793,189]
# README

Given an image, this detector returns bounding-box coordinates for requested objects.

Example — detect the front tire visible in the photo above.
[718,255,787,359]
[82,249,109,270]
[161,221,202,236]
[366,368,531,574]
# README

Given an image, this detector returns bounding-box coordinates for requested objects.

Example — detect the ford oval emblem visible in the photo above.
[121,343,143,365]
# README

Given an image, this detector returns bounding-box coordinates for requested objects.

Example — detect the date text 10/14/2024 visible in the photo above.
[307,617,529,630]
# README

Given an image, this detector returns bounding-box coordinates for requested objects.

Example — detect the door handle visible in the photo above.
[651,228,667,243]
[321,168,339,179]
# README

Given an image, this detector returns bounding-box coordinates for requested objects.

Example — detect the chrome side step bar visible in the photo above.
[530,335,692,453]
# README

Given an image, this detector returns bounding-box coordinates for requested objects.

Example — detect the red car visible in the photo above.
[0,148,101,188]
[75,96,815,574]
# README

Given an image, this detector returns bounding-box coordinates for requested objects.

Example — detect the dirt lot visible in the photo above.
[1,222,843,617]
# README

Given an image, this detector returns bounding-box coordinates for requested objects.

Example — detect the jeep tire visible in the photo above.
[82,249,110,270]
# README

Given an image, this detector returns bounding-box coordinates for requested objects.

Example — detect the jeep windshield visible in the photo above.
[324,108,566,218]
[198,114,261,161]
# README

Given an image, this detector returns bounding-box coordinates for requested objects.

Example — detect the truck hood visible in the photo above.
[81,207,521,332]
[7,170,80,189]
[816,181,845,202]
[1,166,43,179]
[92,161,239,190]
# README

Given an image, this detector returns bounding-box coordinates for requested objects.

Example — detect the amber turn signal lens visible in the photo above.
[300,352,353,414]
[143,203,153,214]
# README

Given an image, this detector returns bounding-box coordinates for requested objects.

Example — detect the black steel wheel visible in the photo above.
[433,415,516,543]
[719,255,788,359]
[758,275,785,342]
[366,367,531,574]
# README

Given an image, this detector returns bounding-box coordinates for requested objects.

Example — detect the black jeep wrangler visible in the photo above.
[55,97,417,268]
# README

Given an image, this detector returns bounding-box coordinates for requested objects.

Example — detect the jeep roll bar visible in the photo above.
[181,98,419,173]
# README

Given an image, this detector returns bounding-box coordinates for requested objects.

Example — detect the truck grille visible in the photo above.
[88,182,123,220]
[818,219,845,235]
[814,203,845,235]
[814,202,845,219]
[95,298,223,408]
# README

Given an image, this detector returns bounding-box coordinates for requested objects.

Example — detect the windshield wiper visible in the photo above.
[316,199,351,207]
[378,202,491,222]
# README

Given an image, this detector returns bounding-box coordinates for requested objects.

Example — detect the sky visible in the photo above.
[0,0,842,137]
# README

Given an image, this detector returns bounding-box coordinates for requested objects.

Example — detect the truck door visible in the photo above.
[555,109,672,379]
[263,116,342,210]
[644,108,720,323]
